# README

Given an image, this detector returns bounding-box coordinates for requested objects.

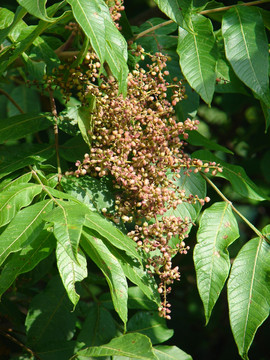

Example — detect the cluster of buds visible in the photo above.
[105,0,125,30]
[69,49,221,317]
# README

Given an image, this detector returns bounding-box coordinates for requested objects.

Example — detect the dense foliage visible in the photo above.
[0,0,270,359]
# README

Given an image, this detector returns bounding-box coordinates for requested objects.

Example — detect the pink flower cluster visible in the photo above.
[72,51,220,317]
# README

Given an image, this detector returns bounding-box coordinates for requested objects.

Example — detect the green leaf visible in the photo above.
[127,311,174,345]
[66,0,128,93]
[7,86,41,117]
[128,287,158,310]
[43,202,87,263]
[26,276,76,350]
[66,0,106,63]
[36,341,78,360]
[153,0,186,28]
[103,244,160,307]
[0,230,55,298]
[61,176,115,212]
[0,6,27,44]
[0,172,32,191]
[0,200,53,267]
[192,150,268,201]
[0,143,55,179]
[78,303,117,346]
[16,0,65,22]
[166,168,206,246]
[0,183,42,227]
[186,130,233,154]
[74,333,157,359]
[154,345,192,360]
[84,211,139,261]
[227,237,270,359]
[222,6,270,107]
[81,231,128,325]
[56,241,87,308]
[0,113,51,143]
[260,100,270,132]
[194,202,239,323]
[78,105,94,148]
[177,14,218,104]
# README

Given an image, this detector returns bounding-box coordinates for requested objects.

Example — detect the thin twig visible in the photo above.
[0,330,42,360]
[0,88,24,114]
[200,172,270,244]
[48,88,62,183]
[133,0,270,41]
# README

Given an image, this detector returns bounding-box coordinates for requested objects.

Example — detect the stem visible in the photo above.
[201,173,270,244]
[133,0,270,40]
[48,88,62,183]
[0,330,42,360]
[0,88,24,114]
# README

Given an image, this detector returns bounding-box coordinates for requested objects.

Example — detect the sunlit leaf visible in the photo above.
[154,345,192,360]
[0,200,53,267]
[177,14,218,104]
[194,202,239,323]
[222,6,270,106]
[228,236,270,359]
[74,333,157,359]
[0,183,42,227]
[56,241,87,308]
[81,230,128,325]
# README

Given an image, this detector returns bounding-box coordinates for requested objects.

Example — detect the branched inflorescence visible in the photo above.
[63,49,221,318]
[46,3,222,318]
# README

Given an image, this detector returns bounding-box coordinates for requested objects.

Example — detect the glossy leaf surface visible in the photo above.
[228,235,270,359]
[222,6,270,106]
[177,14,218,104]
[194,202,239,323]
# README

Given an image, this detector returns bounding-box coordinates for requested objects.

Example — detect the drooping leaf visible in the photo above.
[0,113,52,143]
[78,303,117,346]
[16,0,66,22]
[81,231,128,325]
[154,345,192,360]
[25,276,76,350]
[0,183,42,227]
[43,202,88,263]
[192,150,268,201]
[0,6,27,44]
[66,0,106,63]
[127,311,174,345]
[56,241,87,308]
[66,0,128,93]
[0,230,55,298]
[84,211,139,260]
[0,143,55,179]
[194,202,239,323]
[0,200,53,267]
[177,14,218,104]
[74,333,157,359]
[227,236,270,359]
[222,6,270,106]
[102,243,160,307]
